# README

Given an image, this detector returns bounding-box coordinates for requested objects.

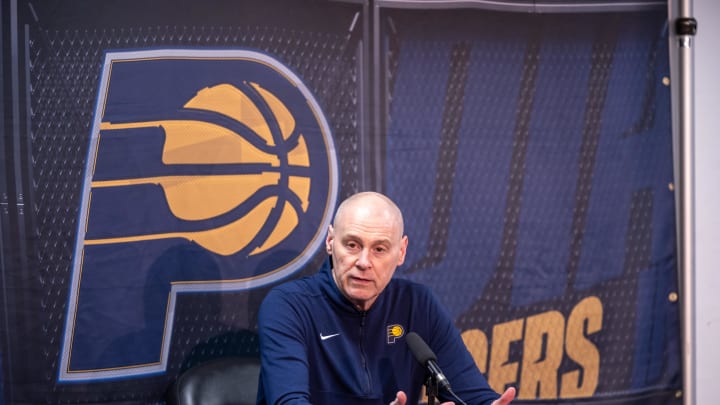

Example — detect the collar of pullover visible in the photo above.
[318,258,389,316]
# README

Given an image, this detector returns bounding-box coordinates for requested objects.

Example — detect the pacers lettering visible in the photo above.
[461,296,603,400]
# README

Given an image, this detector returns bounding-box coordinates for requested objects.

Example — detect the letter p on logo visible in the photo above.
[58,49,338,382]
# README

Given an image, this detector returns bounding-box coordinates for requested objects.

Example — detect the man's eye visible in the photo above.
[374,247,387,254]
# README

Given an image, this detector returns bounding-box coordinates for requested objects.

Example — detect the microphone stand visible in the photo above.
[423,372,469,405]
[424,373,439,405]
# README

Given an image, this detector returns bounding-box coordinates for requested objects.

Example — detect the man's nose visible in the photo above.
[356,249,371,269]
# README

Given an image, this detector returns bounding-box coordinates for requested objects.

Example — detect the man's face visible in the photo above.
[326,200,408,312]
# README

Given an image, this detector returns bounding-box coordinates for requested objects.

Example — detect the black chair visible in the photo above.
[167,356,261,405]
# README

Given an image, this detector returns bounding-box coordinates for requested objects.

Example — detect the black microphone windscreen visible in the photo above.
[406,332,437,365]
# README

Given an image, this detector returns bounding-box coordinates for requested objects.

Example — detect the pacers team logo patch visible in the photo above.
[59,49,338,381]
[387,324,405,344]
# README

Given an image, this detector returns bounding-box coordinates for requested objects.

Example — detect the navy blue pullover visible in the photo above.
[257,261,500,405]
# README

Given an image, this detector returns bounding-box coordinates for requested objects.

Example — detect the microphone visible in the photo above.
[406,332,451,391]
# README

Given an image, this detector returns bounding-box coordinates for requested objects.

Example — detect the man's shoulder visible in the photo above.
[269,273,320,294]
[388,276,436,300]
[263,272,324,305]
[391,276,431,290]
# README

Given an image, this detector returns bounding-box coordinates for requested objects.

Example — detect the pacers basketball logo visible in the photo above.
[387,324,405,344]
[59,49,338,381]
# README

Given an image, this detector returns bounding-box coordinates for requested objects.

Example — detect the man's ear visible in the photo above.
[325,224,334,255]
[397,235,408,266]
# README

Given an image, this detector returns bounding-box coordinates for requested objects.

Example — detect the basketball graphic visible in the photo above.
[92,81,315,257]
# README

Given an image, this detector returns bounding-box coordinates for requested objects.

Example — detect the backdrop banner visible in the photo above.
[0,0,680,403]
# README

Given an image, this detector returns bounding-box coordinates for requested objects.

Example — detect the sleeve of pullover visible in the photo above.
[257,287,314,405]
[422,288,501,405]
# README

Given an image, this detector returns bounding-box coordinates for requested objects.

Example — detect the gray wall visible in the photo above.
[693,0,719,403]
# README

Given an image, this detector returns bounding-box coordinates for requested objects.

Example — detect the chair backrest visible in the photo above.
[167,356,261,405]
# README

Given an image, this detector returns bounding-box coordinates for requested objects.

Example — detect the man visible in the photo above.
[257,192,515,405]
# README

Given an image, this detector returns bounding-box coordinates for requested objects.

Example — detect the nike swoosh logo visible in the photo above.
[320,333,340,341]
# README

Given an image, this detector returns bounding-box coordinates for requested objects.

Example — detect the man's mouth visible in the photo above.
[350,276,372,285]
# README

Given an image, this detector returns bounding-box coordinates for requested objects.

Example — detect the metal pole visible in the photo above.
[668,0,697,404]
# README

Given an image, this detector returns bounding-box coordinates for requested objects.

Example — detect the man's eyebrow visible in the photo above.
[341,233,393,245]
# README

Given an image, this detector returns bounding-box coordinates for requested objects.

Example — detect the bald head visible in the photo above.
[333,191,405,238]
[326,191,408,311]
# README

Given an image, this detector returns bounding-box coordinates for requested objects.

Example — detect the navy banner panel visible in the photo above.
[0,0,680,403]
